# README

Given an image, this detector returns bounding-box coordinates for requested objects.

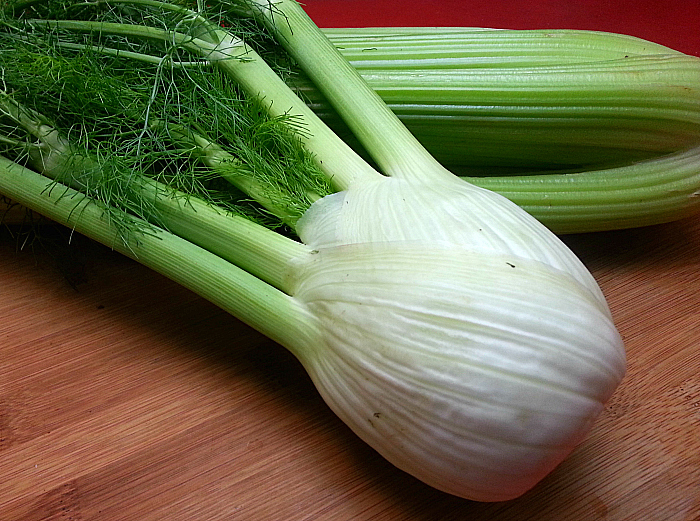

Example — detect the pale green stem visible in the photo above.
[34,17,381,190]
[1,92,310,291]
[146,185,313,291]
[160,122,303,227]
[321,27,681,64]
[249,0,455,183]
[0,154,321,360]
[207,33,381,189]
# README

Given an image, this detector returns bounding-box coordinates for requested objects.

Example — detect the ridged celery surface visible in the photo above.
[313,27,700,173]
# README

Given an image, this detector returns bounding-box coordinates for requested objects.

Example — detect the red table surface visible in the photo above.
[301,0,700,56]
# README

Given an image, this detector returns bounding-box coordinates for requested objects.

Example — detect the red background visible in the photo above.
[301,0,700,56]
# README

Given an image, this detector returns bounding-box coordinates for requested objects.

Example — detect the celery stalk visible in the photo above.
[306,28,700,173]
[468,145,700,232]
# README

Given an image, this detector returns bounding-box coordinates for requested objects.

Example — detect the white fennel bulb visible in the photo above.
[0,0,626,502]
[288,175,625,501]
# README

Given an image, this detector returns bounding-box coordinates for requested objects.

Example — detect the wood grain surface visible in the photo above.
[1,212,699,520]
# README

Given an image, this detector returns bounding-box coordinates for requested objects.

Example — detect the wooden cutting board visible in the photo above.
[1,214,699,520]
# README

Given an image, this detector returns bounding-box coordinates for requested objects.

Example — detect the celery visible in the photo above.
[294,27,700,231]
[467,146,700,233]
[315,27,700,173]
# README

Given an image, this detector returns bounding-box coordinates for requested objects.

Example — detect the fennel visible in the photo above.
[0,0,625,501]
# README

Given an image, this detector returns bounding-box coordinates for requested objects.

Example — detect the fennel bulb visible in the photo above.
[286,174,625,500]
[0,0,627,502]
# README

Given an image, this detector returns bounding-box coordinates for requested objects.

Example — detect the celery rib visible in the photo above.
[467,146,700,232]
[323,28,679,63]
[294,48,700,172]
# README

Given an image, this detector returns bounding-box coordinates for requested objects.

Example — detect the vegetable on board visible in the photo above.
[1,0,628,501]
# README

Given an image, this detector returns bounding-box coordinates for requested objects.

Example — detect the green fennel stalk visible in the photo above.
[0,154,320,357]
